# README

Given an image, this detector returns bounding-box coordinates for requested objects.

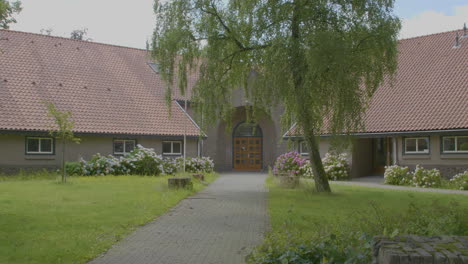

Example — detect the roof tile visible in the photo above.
[0,30,201,137]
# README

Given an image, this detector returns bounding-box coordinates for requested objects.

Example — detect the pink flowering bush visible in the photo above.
[273,152,307,176]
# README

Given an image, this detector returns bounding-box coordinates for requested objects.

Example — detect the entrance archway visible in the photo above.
[233,122,262,171]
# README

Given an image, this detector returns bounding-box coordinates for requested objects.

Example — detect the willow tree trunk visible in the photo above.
[290,0,331,193]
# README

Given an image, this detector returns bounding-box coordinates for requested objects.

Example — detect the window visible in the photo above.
[162,141,182,155]
[442,136,468,153]
[113,139,136,155]
[299,141,309,155]
[404,137,429,154]
[148,62,160,74]
[26,137,54,154]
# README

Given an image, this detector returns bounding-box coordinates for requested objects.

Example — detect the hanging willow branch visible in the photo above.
[151,0,400,192]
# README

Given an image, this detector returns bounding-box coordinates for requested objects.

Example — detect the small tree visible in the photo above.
[45,102,80,183]
[0,0,21,29]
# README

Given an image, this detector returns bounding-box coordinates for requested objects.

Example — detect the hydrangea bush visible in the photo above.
[411,165,442,188]
[273,152,307,176]
[81,153,128,176]
[175,156,215,173]
[384,165,443,188]
[300,161,315,178]
[322,153,350,180]
[449,171,468,190]
[384,165,411,185]
[79,145,214,176]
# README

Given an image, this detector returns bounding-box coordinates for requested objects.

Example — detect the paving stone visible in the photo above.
[88,172,269,264]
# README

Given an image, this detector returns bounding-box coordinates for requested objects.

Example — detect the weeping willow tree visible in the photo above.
[151,0,400,192]
[0,0,21,29]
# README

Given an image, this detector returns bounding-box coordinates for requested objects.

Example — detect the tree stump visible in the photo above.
[192,173,205,181]
[168,177,193,189]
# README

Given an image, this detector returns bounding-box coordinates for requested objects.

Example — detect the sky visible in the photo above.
[9,0,468,49]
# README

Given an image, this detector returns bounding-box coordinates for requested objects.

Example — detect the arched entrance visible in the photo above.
[233,122,263,171]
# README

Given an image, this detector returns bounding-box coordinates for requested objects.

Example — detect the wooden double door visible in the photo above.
[233,137,262,171]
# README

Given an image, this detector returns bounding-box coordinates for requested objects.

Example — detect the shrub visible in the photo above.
[247,232,373,264]
[79,145,212,176]
[384,165,411,185]
[273,152,307,176]
[175,156,215,173]
[162,158,178,175]
[123,146,164,175]
[65,162,83,176]
[299,161,314,178]
[411,165,442,188]
[80,154,125,176]
[322,153,350,180]
[450,171,468,190]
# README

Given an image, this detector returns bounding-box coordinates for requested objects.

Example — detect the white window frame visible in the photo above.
[442,136,468,154]
[404,137,429,154]
[299,141,309,155]
[113,139,136,155]
[162,141,182,155]
[26,137,54,154]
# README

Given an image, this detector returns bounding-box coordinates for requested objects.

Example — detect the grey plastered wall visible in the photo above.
[201,107,286,171]
[0,134,199,172]
[397,135,468,178]
[300,138,371,178]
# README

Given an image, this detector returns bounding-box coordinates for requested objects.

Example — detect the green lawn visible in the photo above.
[267,177,468,239]
[0,173,218,264]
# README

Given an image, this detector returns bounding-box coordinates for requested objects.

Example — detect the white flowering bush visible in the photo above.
[162,158,178,175]
[123,145,165,175]
[79,145,210,176]
[450,171,468,190]
[175,156,215,173]
[322,153,350,181]
[300,161,315,178]
[411,165,442,188]
[384,165,411,185]
[80,153,128,176]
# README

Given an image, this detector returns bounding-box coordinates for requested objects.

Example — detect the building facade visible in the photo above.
[0,28,467,178]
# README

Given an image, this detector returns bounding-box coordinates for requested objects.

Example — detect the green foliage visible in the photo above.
[354,199,466,236]
[450,171,468,190]
[0,0,21,29]
[322,153,350,181]
[384,165,411,185]
[252,177,468,264]
[70,27,92,41]
[175,156,215,173]
[0,173,218,264]
[152,0,400,192]
[65,162,83,176]
[45,102,80,183]
[0,169,58,181]
[411,165,442,188]
[248,232,373,264]
[45,102,80,144]
[384,165,447,189]
[78,145,215,176]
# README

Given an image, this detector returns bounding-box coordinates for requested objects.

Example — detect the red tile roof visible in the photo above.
[286,29,468,137]
[0,30,201,137]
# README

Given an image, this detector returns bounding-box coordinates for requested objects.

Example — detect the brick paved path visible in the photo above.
[88,172,269,264]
